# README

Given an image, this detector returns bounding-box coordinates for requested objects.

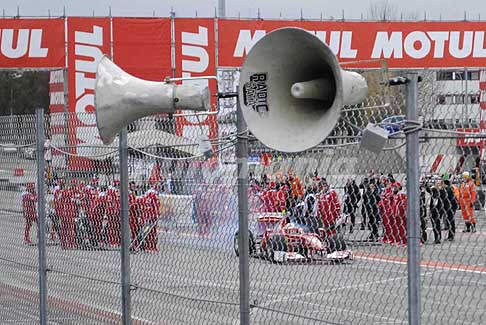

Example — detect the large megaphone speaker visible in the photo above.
[95,56,210,145]
[239,27,368,152]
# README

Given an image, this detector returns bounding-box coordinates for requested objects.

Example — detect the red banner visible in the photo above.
[112,18,171,81]
[457,128,485,147]
[218,19,486,68]
[174,18,218,143]
[0,19,65,68]
[67,17,111,170]
[49,70,66,168]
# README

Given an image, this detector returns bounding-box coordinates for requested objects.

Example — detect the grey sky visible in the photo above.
[2,0,486,21]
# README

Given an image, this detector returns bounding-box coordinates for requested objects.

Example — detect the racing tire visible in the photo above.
[272,235,288,251]
[233,231,255,257]
[265,235,288,263]
[265,239,275,262]
[297,245,309,259]
[326,235,347,254]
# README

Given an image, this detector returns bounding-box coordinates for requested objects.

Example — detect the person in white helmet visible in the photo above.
[459,171,477,233]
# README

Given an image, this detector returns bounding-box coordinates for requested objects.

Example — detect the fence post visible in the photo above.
[236,91,250,325]
[35,107,48,325]
[119,127,132,324]
[405,73,421,325]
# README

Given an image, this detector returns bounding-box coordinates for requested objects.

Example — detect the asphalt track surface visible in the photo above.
[1,206,486,324]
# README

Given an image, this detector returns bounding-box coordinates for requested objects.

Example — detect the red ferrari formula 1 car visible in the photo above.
[233,212,353,263]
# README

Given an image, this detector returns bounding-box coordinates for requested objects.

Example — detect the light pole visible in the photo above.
[218,0,225,17]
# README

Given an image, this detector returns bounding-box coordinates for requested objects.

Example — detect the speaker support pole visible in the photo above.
[232,90,250,325]
[405,73,421,325]
[35,107,48,325]
[119,127,132,325]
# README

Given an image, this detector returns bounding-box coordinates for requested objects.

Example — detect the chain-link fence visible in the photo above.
[1,67,486,324]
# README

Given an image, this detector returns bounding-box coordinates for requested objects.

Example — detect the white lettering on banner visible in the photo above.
[181,45,209,72]
[233,30,266,57]
[0,29,48,58]
[404,31,430,59]
[474,32,486,57]
[308,31,326,43]
[372,30,486,59]
[329,31,341,55]
[234,29,358,59]
[230,29,486,61]
[73,25,104,145]
[449,31,473,58]
[181,26,211,132]
[371,32,403,58]
[427,32,448,57]
[340,32,358,58]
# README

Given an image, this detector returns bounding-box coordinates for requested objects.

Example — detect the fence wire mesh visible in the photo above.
[0,67,485,324]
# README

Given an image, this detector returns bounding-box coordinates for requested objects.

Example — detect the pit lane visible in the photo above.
[0,207,485,324]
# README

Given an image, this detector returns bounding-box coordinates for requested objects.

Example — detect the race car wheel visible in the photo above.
[233,231,255,256]
[297,246,309,258]
[272,235,288,251]
[326,235,347,254]
[265,239,275,262]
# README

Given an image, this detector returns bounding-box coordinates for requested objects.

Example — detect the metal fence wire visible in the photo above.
[0,67,485,324]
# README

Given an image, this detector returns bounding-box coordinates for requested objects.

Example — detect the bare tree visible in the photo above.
[368,0,398,21]
[368,0,421,21]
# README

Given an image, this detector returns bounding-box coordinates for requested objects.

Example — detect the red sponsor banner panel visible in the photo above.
[456,128,484,147]
[49,69,66,168]
[218,19,486,69]
[174,18,218,144]
[112,18,171,81]
[0,18,65,68]
[67,17,111,170]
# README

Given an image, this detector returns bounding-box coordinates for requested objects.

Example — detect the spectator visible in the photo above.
[443,179,459,241]
[427,184,443,244]
[363,182,381,240]
[344,178,361,233]
[419,180,428,244]
[359,177,370,230]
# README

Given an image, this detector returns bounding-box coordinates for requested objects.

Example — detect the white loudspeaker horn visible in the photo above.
[239,27,368,152]
[95,56,210,145]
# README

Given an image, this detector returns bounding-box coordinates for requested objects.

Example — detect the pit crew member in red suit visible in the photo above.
[21,183,37,244]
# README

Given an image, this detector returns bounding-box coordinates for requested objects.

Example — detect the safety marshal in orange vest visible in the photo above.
[459,171,477,233]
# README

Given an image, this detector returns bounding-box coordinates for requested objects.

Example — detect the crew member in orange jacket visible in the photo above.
[288,170,304,201]
[459,171,477,233]
[21,183,37,244]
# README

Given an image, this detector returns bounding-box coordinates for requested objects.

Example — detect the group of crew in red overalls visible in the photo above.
[254,173,343,238]
[252,171,408,245]
[21,178,161,251]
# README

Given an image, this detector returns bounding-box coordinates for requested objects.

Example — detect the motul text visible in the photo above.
[73,25,105,155]
[0,29,48,58]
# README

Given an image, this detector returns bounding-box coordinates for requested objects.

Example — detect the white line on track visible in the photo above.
[253,269,440,316]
